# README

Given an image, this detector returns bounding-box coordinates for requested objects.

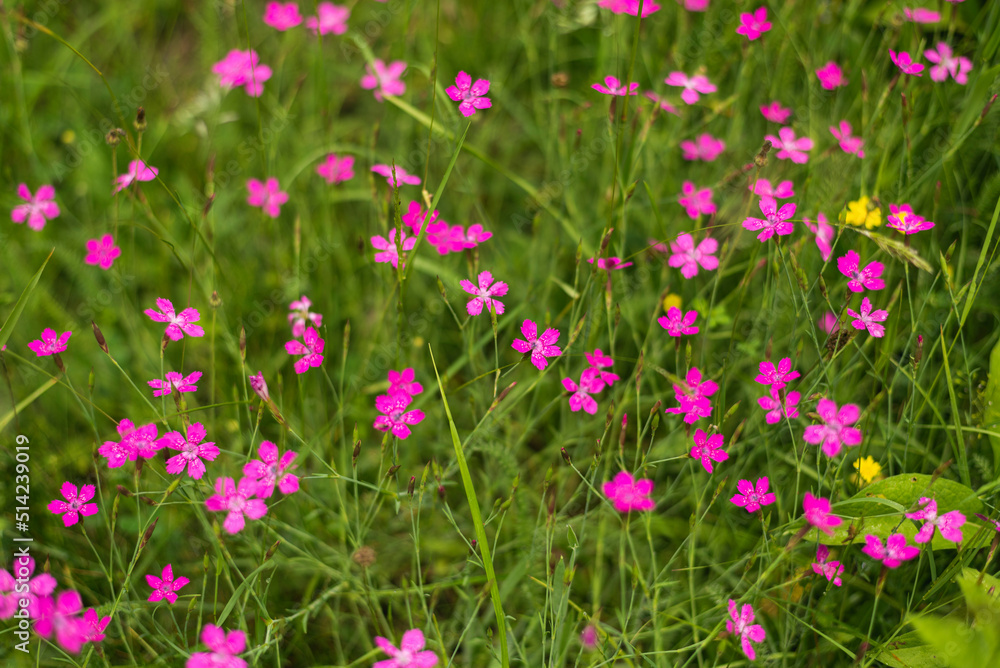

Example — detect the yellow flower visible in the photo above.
[853,456,882,484]
[662,293,682,312]
[844,196,882,229]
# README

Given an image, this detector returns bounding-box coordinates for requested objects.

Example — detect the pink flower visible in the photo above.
[306,2,349,35]
[0,555,56,618]
[316,153,355,183]
[588,257,633,270]
[803,492,842,536]
[690,429,728,473]
[81,608,111,643]
[603,471,655,512]
[360,59,407,101]
[247,177,288,218]
[677,0,709,10]
[757,388,800,424]
[658,307,698,336]
[886,208,934,234]
[665,367,717,423]
[11,184,59,230]
[925,43,972,84]
[749,178,794,200]
[731,477,776,513]
[388,368,423,396]
[148,370,202,397]
[764,127,813,163]
[668,234,718,278]
[812,546,845,586]
[664,71,716,105]
[28,328,71,357]
[249,371,270,401]
[815,61,846,89]
[585,349,620,386]
[803,398,862,457]
[288,295,323,338]
[243,440,299,497]
[146,564,189,604]
[742,196,796,242]
[597,0,661,16]
[562,368,605,415]
[373,392,425,439]
[114,159,159,193]
[372,163,421,187]
[829,120,865,158]
[644,91,681,116]
[205,477,267,534]
[163,422,219,480]
[678,181,716,219]
[145,298,205,341]
[862,533,919,568]
[837,251,884,292]
[187,625,248,668]
[29,590,87,653]
[847,297,889,337]
[906,497,966,543]
[372,228,416,268]
[591,75,639,96]
[263,2,302,30]
[373,628,438,668]
[755,357,799,389]
[903,7,940,23]
[736,7,771,40]
[890,49,924,76]
[460,271,508,316]
[48,482,98,528]
[512,319,562,370]
[399,200,442,235]
[819,311,839,334]
[759,101,791,123]
[580,625,598,648]
[803,213,834,260]
[84,234,121,270]
[212,50,272,96]
[725,599,766,661]
[285,326,325,374]
[447,71,492,116]
[680,133,726,161]
[99,419,162,468]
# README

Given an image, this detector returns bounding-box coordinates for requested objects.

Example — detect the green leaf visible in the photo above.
[874,631,946,668]
[984,340,1000,477]
[0,249,54,350]
[910,613,1000,666]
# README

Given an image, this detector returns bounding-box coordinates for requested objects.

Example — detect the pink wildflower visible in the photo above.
[644,91,681,116]
[757,388,800,424]
[591,75,639,96]
[446,72,492,116]
[205,477,267,534]
[664,71,716,105]
[360,59,407,101]
[678,181,716,219]
[818,311,839,334]
[890,49,924,76]
[668,234,718,278]
[246,177,288,217]
[731,477,776,513]
[249,372,270,401]
[401,200,441,235]
[690,429,728,473]
[803,398,862,457]
[862,533,919,568]
[580,625,598,648]
[736,7,771,40]
[163,422,219,480]
[886,204,934,234]
[906,497,966,543]
[372,164,421,187]
[658,307,699,336]
[803,492,842,536]
[680,133,726,161]
[461,271,508,316]
[846,297,889,337]
[373,392,425,439]
[603,471,655,512]
[212,50,272,96]
[0,555,56,618]
[243,440,299,497]
[114,159,159,193]
[84,234,121,270]
[759,101,791,123]
[388,368,423,396]
[145,298,205,341]
[511,319,562,370]
[815,61,846,89]
[316,153,355,183]
[27,328,71,357]
[30,591,87,653]
[755,357,800,389]
[373,628,438,668]
[925,43,972,84]
[597,0,661,16]
[742,196,796,241]
[146,564,189,604]
[187,625,248,668]
[306,2,349,35]
[812,546,845,586]
[749,178,794,199]
[288,295,323,338]
[585,349,620,386]
[764,127,813,163]
[11,184,59,230]
[837,250,884,292]
[285,326,325,374]
[48,482,98,528]
[665,367,717,424]
[829,120,865,158]
[903,7,940,23]
[81,608,111,643]
[98,419,162,468]
[371,228,416,268]
[588,257,633,270]
[726,599,766,661]
[562,368,605,415]
[263,2,302,30]
[803,213,834,260]
[148,370,202,397]
[677,0,709,10]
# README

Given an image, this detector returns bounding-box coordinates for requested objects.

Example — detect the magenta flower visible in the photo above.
[658,307,698,336]
[759,101,791,123]
[48,482,98,528]
[114,159,159,193]
[373,392,425,439]
[764,127,813,163]
[461,271,508,316]
[755,357,799,389]
[664,71,716,105]
[847,297,889,338]
[603,471,655,513]
[829,120,865,158]
[580,625,598,648]
[145,298,205,341]
[591,75,639,96]
[736,7,771,40]
[205,477,267,534]
[803,213,834,261]
[306,2,349,34]
[585,349,620,386]
[29,590,87,653]
[446,71,492,116]
[163,422,219,480]
[588,257,633,271]
[360,59,407,101]
[371,228,416,268]
[749,178,794,200]
[837,251,884,292]
[246,177,288,218]
[886,205,935,234]
[562,368,605,415]
[815,61,846,89]
[690,429,728,473]
[925,43,972,84]
[98,419,162,468]
[665,367,717,424]
[890,49,924,76]
[597,0,661,16]
[906,497,966,543]
[678,181,716,219]
[512,319,562,370]
[263,2,302,29]
[644,91,681,116]
[249,371,269,401]
[243,440,299,497]
[187,625,248,668]
[818,311,839,334]
[146,564,189,604]
[288,295,323,338]
[0,555,56,618]
[862,533,919,568]
[803,398,862,457]
[374,628,438,668]
[757,388,800,424]
[148,370,202,397]
[803,492,842,536]
[731,477,776,513]
[388,368,423,396]
[11,184,59,230]
[285,326,325,374]
[668,234,718,278]
[212,49,272,96]
[680,133,725,161]
[743,196,795,242]
[678,0,710,10]
[316,153,355,184]
[812,546,845,586]
[27,328,71,357]
[84,234,121,270]
[903,7,940,23]
[372,163,421,187]
[726,599,766,661]
[81,608,111,644]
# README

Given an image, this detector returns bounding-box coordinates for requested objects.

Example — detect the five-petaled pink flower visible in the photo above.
[680,133,726,161]
[837,250,884,292]
[906,497,966,543]
[664,71,716,105]
[99,418,162,468]
[562,368,605,415]
[603,471,655,512]
[585,349,620,386]
[263,2,302,30]
[29,590,87,653]
[48,482,98,528]
[588,257,633,271]
[736,7,771,40]
[84,234,121,270]
[829,120,865,158]
[815,61,846,89]
[447,72,492,116]
[668,234,718,278]
[678,181,716,219]
[247,177,288,218]
[862,533,919,568]
[597,0,661,16]
[512,319,562,370]
[764,127,813,163]
[373,628,438,668]
[146,564,189,604]
[360,59,407,101]
[743,196,796,241]
[306,2,350,35]
[285,326,325,374]
[644,91,681,116]
[372,228,416,268]
[886,204,935,234]
[0,555,56,618]
[288,295,323,338]
[690,429,728,473]
[163,422,219,480]
[388,368,423,396]
[665,367,717,423]
[205,477,267,534]
[212,50,272,96]
[658,307,698,336]
[759,101,791,123]
[803,492,842,536]
[812,546,845,586]
[726,599,766,661]
[316,153,354,184]
[803,398,862,457]
[731,477,776,513]
[81,607,111,644]
[847,297,889,337]
[372,164,421,187]
[890,49,924,76]
[373,392,425,439]
[187,624,248,668]
[755,357,800,389]
[461,271,508,316]
[11,184,59,230]
[591,76,639,96]
[28,328,71,357]
[903,7,940,23]
[749,178,794,200]
[757,388,800,423]
[148,370,202,397]
[114,160,159,193]
[145,298,205,341]
[925,43,972,84]
[804,213,834,260]
[244,440,299,497]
